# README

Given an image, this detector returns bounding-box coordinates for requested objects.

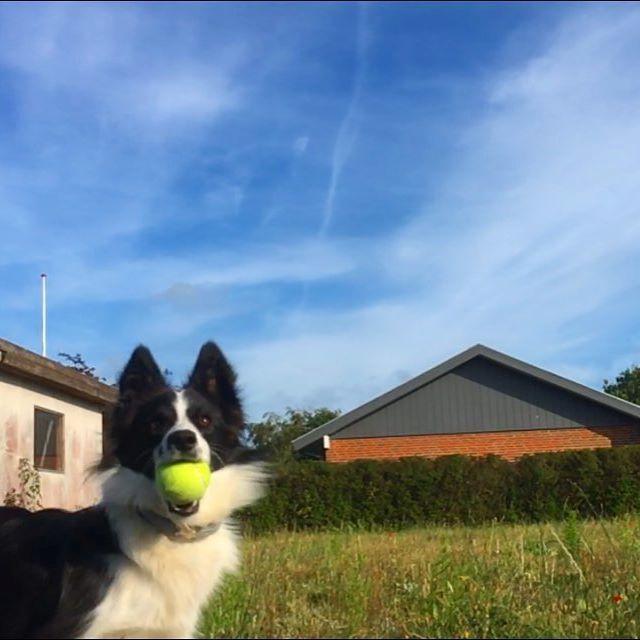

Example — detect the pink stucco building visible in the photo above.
[0,338,116,510]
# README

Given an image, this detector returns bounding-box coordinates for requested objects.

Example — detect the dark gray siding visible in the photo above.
[333,356,639,439]
[297,438,325,460]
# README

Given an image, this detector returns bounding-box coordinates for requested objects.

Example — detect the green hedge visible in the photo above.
[240,446,640,534]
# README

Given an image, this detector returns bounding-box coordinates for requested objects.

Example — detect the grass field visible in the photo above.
[198,514,640,638]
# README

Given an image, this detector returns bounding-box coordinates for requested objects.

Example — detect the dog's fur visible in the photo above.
[0,342,266,639]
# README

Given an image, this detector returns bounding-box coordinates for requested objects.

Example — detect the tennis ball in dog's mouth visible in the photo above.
[155,461,211,505]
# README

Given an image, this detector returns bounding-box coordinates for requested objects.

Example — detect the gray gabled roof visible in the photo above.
[292,344,640,451]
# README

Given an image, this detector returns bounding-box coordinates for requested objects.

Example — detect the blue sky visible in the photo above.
[1,2,639,420]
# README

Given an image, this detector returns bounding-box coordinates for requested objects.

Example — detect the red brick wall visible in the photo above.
[325,426,640,462]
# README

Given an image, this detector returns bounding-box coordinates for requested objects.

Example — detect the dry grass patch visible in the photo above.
[199,515,640,638]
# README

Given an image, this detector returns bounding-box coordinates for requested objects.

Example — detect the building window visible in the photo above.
[34,408,64,472]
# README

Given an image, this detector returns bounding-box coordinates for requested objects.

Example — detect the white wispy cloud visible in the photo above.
[235,6,640,418]
[3,4,640,423]
[318,1,369,237]
[0,4,242,133]
[4,239,357,309]
[0,4,255,308]
[293,135,310,155]
[122,68,239,128]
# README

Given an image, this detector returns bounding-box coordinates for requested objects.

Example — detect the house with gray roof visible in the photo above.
[293,345,640,462]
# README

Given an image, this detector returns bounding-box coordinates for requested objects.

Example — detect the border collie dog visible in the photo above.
[0,342,266,639]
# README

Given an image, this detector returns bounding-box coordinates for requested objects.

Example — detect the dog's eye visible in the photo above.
[197,415,212,429]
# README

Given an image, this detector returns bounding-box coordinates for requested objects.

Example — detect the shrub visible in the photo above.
[240,445,640,535]
[3,457,43,511]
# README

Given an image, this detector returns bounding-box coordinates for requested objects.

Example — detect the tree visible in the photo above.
[246,407,341,463]
[604,365,640,405]
[57,352,106,382]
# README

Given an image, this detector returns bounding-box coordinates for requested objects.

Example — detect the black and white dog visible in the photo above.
[0,342,266,639]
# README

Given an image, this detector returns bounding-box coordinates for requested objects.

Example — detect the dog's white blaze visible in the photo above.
[156,391,211,465]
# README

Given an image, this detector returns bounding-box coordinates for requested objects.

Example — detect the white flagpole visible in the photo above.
[41,273,47,357]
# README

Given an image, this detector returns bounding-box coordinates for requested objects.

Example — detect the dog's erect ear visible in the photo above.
[118,345,166,397]
[187,341,244,430]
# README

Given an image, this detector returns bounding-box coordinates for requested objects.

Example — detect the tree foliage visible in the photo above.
[604,365,640,405]
[57,352,106,381]
[246,407,340,463]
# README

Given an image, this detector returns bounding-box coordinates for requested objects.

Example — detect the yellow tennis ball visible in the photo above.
[155,461,211,504]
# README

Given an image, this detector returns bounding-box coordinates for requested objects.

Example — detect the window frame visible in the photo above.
[33,406,65,473]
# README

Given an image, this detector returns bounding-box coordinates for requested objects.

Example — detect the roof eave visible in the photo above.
[0,338,118,407]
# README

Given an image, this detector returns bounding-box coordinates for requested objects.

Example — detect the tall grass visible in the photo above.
[199,515,640,638]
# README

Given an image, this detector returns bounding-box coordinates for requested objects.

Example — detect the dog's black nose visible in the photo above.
[167,430,198,453]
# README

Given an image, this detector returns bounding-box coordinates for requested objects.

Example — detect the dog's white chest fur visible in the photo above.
[82,518,238,639]
[82,462,264,639]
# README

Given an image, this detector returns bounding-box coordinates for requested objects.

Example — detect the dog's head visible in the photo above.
[105,341,263,521]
